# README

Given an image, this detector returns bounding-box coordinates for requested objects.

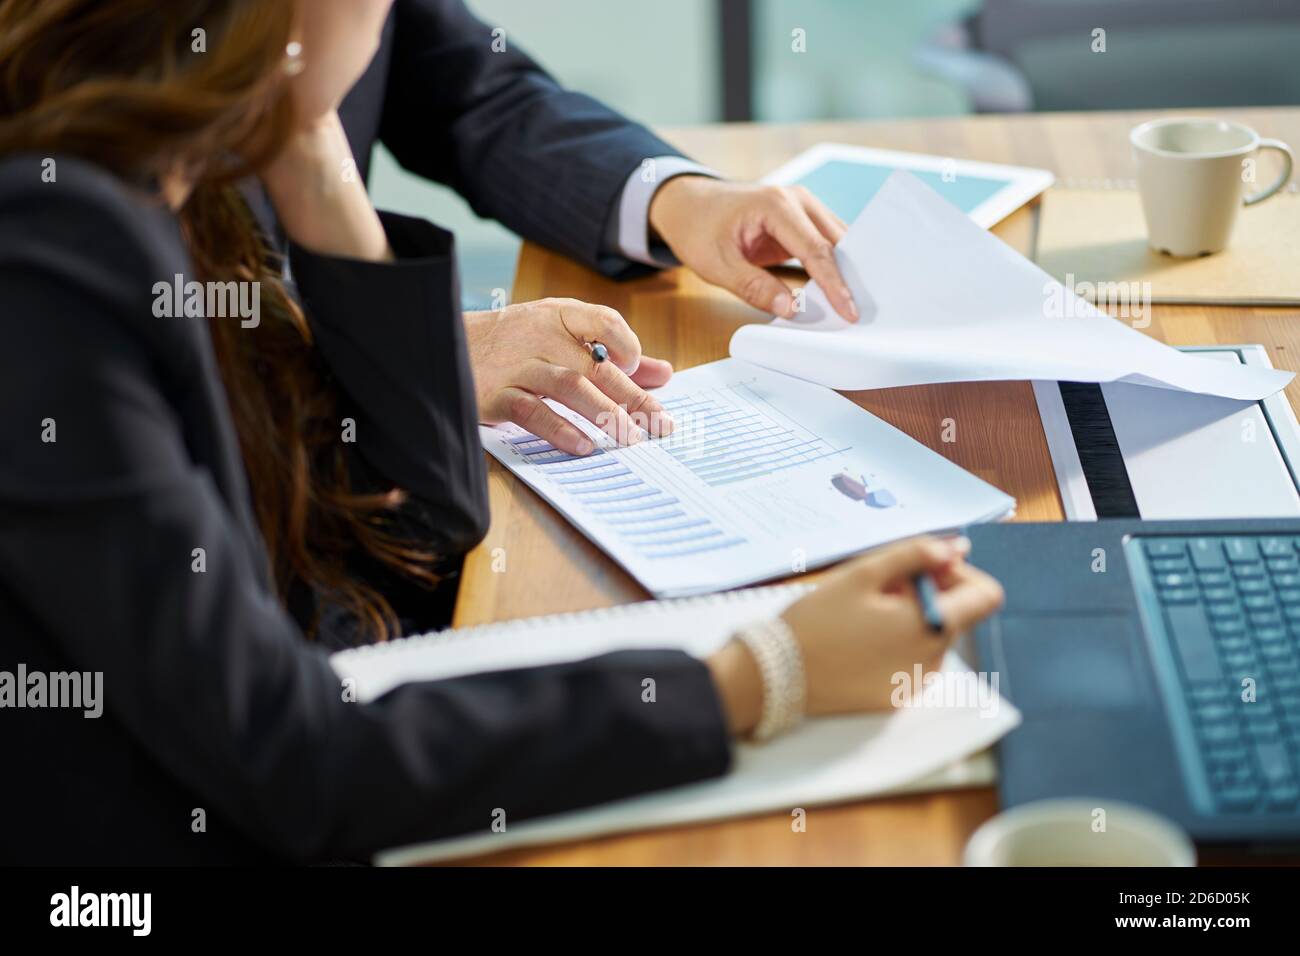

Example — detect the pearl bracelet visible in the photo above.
[735,617,806,741]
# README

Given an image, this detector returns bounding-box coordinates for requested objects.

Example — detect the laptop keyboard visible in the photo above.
[1134,534,1300,815]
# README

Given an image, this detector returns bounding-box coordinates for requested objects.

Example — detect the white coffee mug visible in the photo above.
[1130,117,1293,257]
[964,798,1196,867]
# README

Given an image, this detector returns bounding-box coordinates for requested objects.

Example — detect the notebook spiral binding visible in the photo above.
[335,583,816,661]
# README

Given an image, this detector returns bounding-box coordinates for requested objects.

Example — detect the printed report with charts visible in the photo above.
[481,358,1015,597]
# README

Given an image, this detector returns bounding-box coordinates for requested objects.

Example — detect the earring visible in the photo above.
[284,41,305,76]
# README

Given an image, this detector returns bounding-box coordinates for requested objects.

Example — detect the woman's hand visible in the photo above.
[258,1,395,262]
[782,535,1003,715]
[706,536,1005,736]
[465,298,675,455]
[259,111,392,263]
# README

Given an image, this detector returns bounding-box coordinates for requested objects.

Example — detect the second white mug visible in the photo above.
[964,798,1196,867]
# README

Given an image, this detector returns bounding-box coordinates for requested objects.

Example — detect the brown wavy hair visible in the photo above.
[0,0,439,640]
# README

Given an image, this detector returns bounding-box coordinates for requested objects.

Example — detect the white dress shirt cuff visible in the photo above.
[613,156,720,267]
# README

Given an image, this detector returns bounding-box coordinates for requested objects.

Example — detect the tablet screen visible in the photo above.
[794,160,1011,222]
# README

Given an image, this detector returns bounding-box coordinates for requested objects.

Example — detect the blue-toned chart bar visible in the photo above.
[577,485,661,505]
[618,518,710,537]
[671,434,804,469]
[633,528,724,548]
[571,478,648,498]
[543,458,623,476]
[522,448,597,465]
[603,508,686,526]
[555,467,633,485]
[644,536,747,559]
[510,403,765,565]
[708,447,848,486]
[588,496,679,516]
[691,437,820,474]
[662,421,782,451]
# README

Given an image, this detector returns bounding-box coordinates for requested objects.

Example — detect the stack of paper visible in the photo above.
[730,171,1292,402]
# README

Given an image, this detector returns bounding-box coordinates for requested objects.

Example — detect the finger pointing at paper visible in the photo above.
[648,176,859,323]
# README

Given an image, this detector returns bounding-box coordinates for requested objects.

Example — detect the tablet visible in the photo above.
[762,143,1054,229]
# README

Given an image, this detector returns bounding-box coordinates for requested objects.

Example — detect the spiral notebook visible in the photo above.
[329,585,1021,865]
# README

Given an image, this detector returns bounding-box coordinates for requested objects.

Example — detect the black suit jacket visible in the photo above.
[0,155,730,865]
[339,0,684,276]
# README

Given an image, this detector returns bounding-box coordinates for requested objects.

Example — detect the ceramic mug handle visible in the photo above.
[1244,139,1294,206]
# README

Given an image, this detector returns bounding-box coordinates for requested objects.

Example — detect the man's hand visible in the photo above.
[464,298,674,457]
[648,176,858,323]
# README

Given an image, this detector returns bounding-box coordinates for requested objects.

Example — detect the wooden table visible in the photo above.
[453,107,1300,865]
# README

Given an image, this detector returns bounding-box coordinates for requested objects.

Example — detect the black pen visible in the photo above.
[914,572,946,634]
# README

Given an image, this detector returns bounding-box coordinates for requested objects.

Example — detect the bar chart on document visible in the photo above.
[480,359,1015,597]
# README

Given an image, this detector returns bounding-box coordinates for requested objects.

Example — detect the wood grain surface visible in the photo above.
[447,108,1300,866]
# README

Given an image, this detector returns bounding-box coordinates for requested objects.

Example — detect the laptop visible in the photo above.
[970,518,1300,850]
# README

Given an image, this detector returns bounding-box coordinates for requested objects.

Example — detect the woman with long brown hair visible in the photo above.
[0,0,1002,863]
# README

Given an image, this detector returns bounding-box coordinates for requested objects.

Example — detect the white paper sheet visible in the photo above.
[730,171,1293,402]
[326,585,1020,866]
[1102,352,1300,519]
[480,358,1014,598]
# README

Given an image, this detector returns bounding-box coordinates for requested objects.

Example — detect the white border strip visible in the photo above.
[1032,380,1098,521]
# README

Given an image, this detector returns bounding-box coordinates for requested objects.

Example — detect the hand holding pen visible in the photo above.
[773,535,1003,715]
[463,301,675,458]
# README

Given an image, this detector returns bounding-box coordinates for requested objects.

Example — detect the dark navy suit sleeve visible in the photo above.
[288,211,489,559]
[0,159,732,863]
[376,0,685,274]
